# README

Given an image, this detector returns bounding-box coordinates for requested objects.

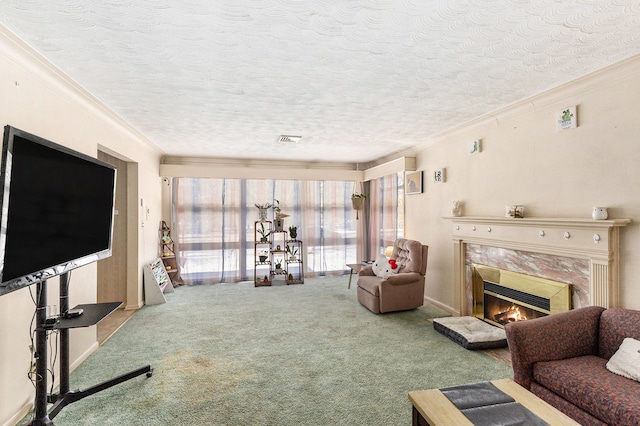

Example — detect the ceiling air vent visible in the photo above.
[278,135,302,143]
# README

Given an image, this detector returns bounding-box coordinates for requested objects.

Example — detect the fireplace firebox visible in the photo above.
[473,264,572,328]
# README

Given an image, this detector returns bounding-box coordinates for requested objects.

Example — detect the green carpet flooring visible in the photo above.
[23,276,513,425]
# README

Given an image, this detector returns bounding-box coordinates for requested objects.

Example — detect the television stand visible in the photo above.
[47,364,153,419]
[30,274,152,425]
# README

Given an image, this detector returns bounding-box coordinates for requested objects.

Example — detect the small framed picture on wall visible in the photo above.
[405,171,423,194]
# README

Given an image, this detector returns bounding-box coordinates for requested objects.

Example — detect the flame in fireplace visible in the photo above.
[494,304,528,325]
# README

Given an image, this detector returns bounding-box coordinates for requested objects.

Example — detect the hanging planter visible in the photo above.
[351,193,366,220]
[351,197,364,210]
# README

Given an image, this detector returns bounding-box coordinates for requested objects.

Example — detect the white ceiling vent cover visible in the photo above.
[278,135,302,143]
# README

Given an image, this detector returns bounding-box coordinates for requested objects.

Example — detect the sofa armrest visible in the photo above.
[505,306,605,390]
[381,272,422,285]
[358,265,375,276]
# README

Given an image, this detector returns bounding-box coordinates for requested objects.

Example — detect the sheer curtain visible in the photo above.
[364,172,404,260]
[173,178,358,284]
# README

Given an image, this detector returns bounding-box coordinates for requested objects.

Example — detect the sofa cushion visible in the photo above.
[530,383,608,426]
[607,337,640,382]
[599,308,640,359]
[534,355,640,426]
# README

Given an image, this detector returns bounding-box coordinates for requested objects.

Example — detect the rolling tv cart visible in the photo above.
[30,273,152,425]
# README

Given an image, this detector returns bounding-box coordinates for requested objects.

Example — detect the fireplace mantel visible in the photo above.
[448,216,630,314]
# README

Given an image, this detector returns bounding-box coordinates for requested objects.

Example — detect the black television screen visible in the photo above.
[0,125,116,296]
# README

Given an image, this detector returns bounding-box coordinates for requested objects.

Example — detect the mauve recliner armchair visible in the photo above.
[356,238,428,314]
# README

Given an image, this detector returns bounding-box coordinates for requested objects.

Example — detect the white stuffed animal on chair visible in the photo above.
[372,254,400,278]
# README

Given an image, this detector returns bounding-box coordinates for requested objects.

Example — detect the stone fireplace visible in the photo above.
[450,217,630,317]
[472,264,572,328]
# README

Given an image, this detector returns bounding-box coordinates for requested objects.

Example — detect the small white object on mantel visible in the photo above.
[451,200,462,217]
[592,207,608,220]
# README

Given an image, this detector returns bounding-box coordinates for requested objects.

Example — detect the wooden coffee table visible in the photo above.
[408,378,580,426]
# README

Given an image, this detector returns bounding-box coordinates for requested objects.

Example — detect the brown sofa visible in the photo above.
[505,306,640,425]
[356,238,427,314]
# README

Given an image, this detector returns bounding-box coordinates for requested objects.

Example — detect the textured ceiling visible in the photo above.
[1,1,640,163]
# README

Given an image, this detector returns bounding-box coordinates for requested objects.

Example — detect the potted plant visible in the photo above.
[288,225,298,239]
[351,192,366,208]
[286,245,299,261]
[255,202,273,221]
[272,199,289,231]
[258,250,269,263]
[351,192,367,219]
[274,260,283,274]
[257,222,271,242]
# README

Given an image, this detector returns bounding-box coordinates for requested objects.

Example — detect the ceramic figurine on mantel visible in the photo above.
[451,200,462,217]
[592,207,608,220]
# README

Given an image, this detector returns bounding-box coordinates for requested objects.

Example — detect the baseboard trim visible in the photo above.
[4,402,33,426]
[70,341,99,372]
[424,296,459,316]
[7,341,104,426]
[125,301,143,310]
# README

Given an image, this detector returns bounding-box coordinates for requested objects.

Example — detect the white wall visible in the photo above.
[406,55,640,313]
[0,27,163,426]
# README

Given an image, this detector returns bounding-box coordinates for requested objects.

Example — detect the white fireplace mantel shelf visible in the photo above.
[446,216,630,227]
[446,216,630,259]
[447,216,631,313]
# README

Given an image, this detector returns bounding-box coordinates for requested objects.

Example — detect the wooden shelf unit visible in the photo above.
[285,239,304,284]
[254,220,273,286]
[159,221,178,284]
[254,220,304,286]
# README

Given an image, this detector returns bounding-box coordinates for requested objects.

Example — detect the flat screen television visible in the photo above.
[0,125,116,297]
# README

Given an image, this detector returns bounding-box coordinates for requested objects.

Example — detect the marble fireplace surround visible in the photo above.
[450,217,630,317]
